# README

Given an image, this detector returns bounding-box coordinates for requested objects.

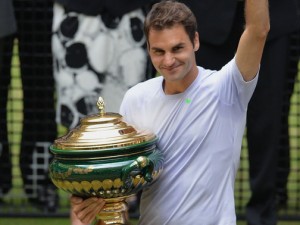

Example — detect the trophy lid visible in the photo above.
[51,97,156,155]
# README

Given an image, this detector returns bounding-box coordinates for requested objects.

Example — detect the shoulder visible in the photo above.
[121,76,162,110]
[214,58,242,80]
[126,76,163,98]
[199,58,250,92]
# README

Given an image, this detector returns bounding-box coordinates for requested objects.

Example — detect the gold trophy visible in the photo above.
[49,97,164,224]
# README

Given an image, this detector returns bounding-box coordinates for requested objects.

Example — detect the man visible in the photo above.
[185,0,299,224]
[71,0,270,224]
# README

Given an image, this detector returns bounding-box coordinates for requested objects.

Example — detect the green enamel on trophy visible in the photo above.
[49,97,164,225]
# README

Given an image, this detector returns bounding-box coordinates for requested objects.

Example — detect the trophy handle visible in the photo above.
[121,156,154,189]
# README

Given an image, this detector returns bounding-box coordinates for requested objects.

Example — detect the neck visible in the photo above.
[163,66,199,95]
[163,81,186,95]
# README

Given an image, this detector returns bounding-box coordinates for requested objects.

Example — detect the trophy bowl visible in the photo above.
[49,97,164,225]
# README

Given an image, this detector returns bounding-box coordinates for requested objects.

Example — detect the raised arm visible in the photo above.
[235,0,270,81]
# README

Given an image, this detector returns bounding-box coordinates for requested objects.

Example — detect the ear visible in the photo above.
[147,41,150,52]
[194,32,200,52]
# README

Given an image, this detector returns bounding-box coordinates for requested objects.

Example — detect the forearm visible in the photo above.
[244,0,270,36]
[235,0,270,81]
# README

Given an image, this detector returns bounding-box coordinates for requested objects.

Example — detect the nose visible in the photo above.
[163,53,175,67]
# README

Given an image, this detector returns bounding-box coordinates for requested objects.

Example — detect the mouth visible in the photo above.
[162,64,181,72]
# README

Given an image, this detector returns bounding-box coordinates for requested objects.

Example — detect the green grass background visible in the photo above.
[0,218,300,225]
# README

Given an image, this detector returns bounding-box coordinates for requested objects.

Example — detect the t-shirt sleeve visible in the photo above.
[119,85,139,126]
[218,57,259,111]
[119,90,130,119]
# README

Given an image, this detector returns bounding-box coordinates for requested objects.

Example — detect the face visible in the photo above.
[148,24,199,92]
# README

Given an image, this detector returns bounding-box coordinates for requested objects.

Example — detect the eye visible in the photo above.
[153,49,164,56]
[173,46,183,52]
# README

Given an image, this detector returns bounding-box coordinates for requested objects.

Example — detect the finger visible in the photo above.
[77,199,105,224]
[70,195,84,205]
[98,219,107,225]
[77,198,105,218]
[80,210,98,225]
[73,197,99,213]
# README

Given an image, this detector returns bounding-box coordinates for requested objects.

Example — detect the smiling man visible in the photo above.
[71,0,270,224]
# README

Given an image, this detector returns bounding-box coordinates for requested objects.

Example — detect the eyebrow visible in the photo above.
[151,43,185,52]
[151,47,163,52]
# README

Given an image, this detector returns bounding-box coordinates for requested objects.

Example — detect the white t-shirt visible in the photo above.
[120,58,258,225]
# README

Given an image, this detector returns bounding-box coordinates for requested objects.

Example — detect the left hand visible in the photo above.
[70,195,106,225]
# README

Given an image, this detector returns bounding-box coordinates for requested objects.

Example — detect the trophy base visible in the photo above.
[96,198,130,225]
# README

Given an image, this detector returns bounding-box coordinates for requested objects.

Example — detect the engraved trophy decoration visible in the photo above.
[49,97,164,225]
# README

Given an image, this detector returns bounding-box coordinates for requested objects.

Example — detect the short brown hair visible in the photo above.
[144,0,197,46]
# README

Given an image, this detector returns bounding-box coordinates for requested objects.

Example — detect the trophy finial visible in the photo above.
[97,96,105,116]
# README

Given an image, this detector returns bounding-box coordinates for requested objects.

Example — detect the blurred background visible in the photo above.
[0,0,299,224]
